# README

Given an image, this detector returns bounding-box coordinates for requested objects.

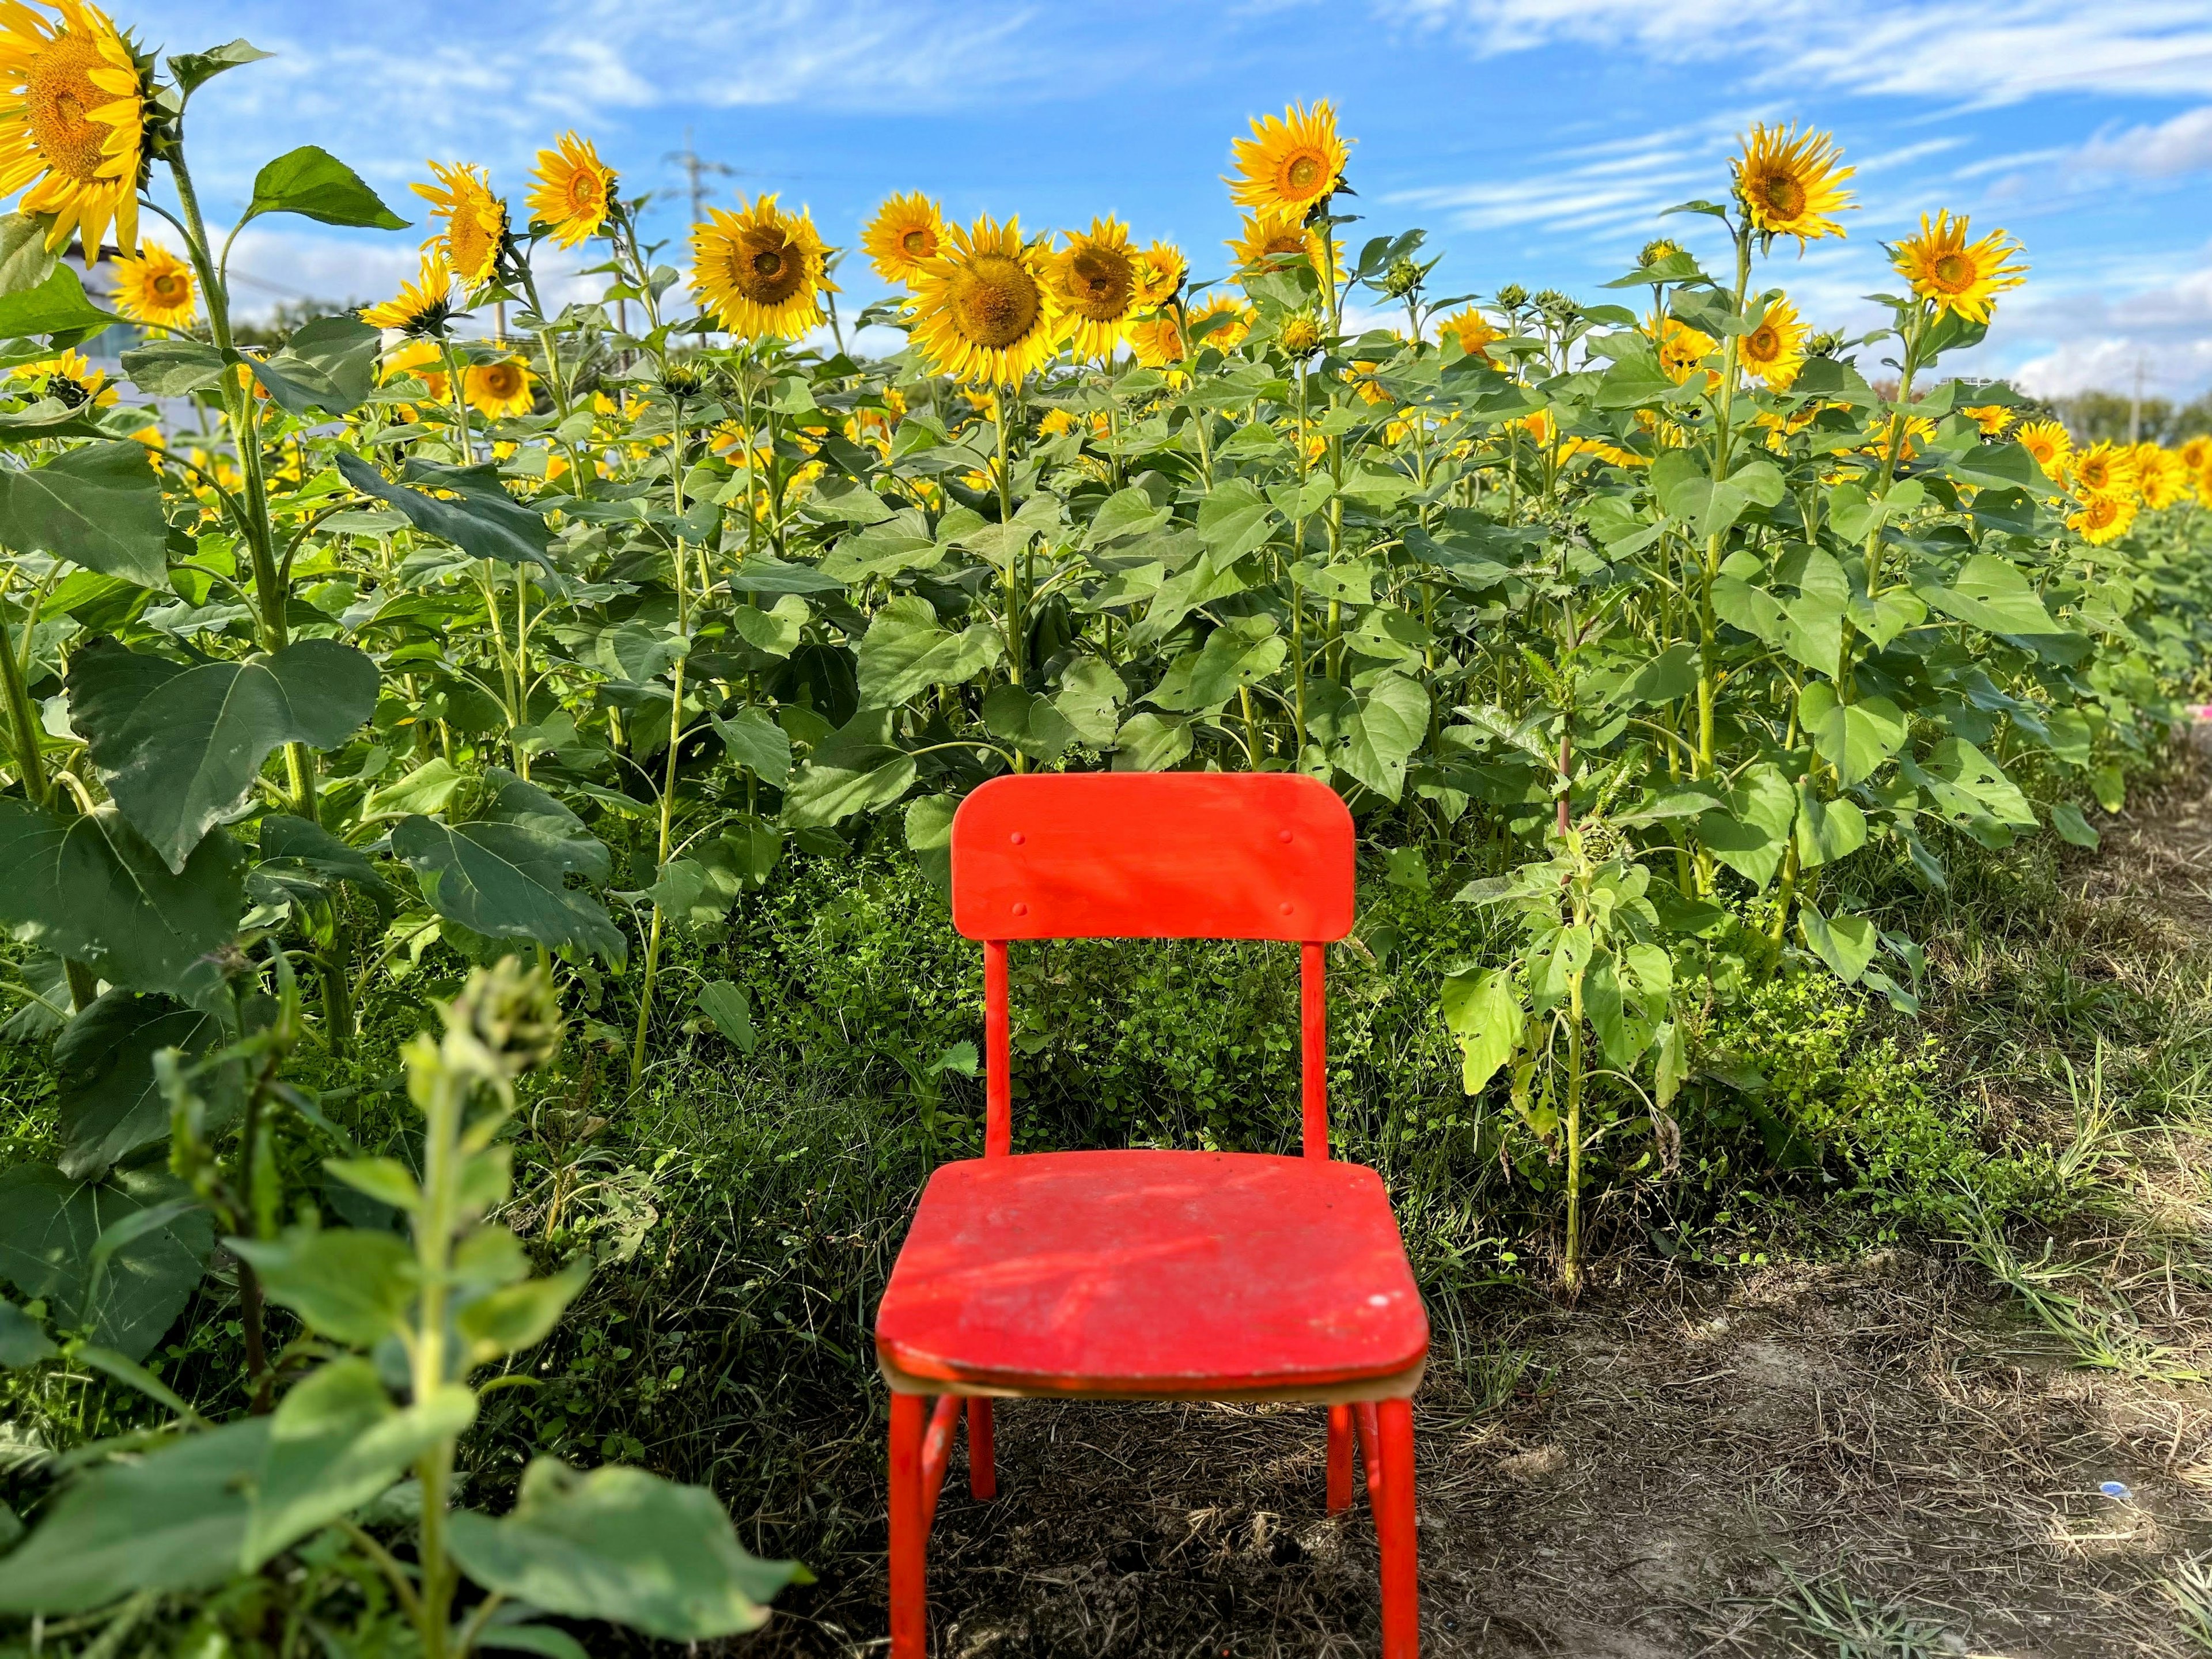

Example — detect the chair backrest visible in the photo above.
[949,774,1354,1160]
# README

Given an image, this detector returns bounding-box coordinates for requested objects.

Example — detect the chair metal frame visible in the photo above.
[877,772,1422,1656]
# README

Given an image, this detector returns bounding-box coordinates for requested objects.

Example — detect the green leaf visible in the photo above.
[70,638,378,872]
[1653,1021,1686,1111]
[1052,656,1126,748]
[709,708,792,787]
[324,1157,421,1214]
[230,1226,415,1348]
[1779,548,1848,679]
[445,1459,802,1639]
[1797,683,1907,787]
[456,1263,589,1364]
[1916,553,2061,637]
[121,336,229,397]
[0,1418,267,1613]
[392,769,623,961]
[2051,801,2100,849]
[697,981,756,1054]
[1441,967,1521,1094]
[169,38,273,96]
[855,596,1003,709]
[981,684,1075,762]
[0,1298,55,1367]
[52,990,222,1180]
[251,315,381,416]
[1109,711,1192,771]
[1317,672,1428,801]
[260,814,397,908]
[0,264,120,345]
[0,212,58,297]
[245,146,409,230]
[336,453,550,566]
[1194,478,1278,559]
[904,794,956,891]
[782,717,916,828]
[1798,903,1876,984]
[1793,783,1867,869]
[1698,762,1794,890]
[1608,642,1698,709]
[729,595,808,658]
[0,801,241,1007]
[0,1165,211,1360]
[477,1628,591,1659]
[0,440,169,590]
[246,1359,474,1569]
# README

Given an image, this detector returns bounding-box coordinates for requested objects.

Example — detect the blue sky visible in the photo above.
[132,0,2212,399]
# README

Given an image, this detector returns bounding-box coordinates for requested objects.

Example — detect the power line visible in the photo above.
[664,126,736,226]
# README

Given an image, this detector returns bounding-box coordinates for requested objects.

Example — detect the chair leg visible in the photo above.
[1326,1403,1354,1514]
[968,1398,997,1498]
[1373,1397,1418,1659]
[889,1392,927,1659]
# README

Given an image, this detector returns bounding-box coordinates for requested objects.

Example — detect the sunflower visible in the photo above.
[527,131,615,249]
[414,161,507,289]
[1732,124,1854,247]
[1737,296,1807,391]
[1438,305,1501,363]
[0,1,147,259]
[1656,316,1718,387]
[861,191,942,287]
[465,358,535,419]
[1891,211,2026,325]
[380,338,449,400]
[1049,217,1142,360]
[1227,100,1349,215]
[362,252,461,336]
[1187,291,1252,353]
[1126,310,1185,370]
[1961,403,2013,437]
[110,238,194,328]
[2016,419,2071,483]
[2179,435,2212,475]
[14,347,112,406]
[2070,440,2136,501]
[2069,492,2136,547]
[1346,358,1393,408]
[1226,209,1338,286]
[693,195,834,340]
[2135,443,2188,510]
[908,213,1062,387]
[1135,240,1185,306]
[1278,309,1321,357]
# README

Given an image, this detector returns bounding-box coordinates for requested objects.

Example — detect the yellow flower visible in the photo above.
[1346,358,1393,408]
[362,252,461,336]
[1050,216,1141,360]
[1226,209,1338,286]
[15,347,112,406]
[465,358,535,419]
[2069,491,2136,546]
[1655,316,1718,387]
[1278,309,1321,357]
[1187,291,1252,353]
[1961,403,2013,437]
[528,131,615,249]
[1134,240,1185,305]
[1126,310,1185,370]
[1438,305,1501,363]
[413,161,507,289]
[110,238,194,328]
[2179,434,2212,475]
[0,0,146,257]
[908,213,1061,387]
[862,191,944,287]
[1227,100,1349,215]
[2016,419,2071,482]
[2070,440,2135,501]
[2134,443,2188,510]
[380,338,449,400]
[1892,211,2026,325]
[1732,123,1855,247]
[693,195,834,340]
[1737,297,1806,391]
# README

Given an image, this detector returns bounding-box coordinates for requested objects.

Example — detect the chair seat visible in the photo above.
[876,1150,1429,1400]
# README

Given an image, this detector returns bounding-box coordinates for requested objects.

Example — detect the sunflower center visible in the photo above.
[1930,251,1975,292]
[901,226,932,257]
[484,363,522,397]
[1066,244,1134,322]
[1747,324,1778,359]
[26,34,113,183]
[1759,172,1805,219]
[150,271,185,301]
[565,172,602,214]
[1281,151,1326,198]
[47,373,88,408]
[733,229,805,306]
[950,253,1041,349]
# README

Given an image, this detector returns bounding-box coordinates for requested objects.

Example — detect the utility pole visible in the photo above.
[2130,354,2147,445]
[665,127,736,226]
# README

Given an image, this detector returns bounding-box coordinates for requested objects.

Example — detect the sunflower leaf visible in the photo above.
[0,266,120,346]
[245,146,410,232]
[169,40,273,98]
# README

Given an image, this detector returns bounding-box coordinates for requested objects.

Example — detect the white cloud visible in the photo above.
[2074,105,2212,176]
[1376,1,2212,105]
[1993,266,2212,397]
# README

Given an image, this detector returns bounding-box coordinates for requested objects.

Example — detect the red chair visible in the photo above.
[874,772,1427,1656]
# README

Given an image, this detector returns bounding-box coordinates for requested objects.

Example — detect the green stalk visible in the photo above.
[0,577,48,808]
[1694,221,1756,782]
[630,419,693,1089]
[1563,974,1586,1296]
[411,1050,462,1658]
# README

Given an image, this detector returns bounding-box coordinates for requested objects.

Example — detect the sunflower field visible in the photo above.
[1,6,2211,1653]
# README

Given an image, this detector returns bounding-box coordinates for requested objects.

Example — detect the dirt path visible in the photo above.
[757,760,2212,1659]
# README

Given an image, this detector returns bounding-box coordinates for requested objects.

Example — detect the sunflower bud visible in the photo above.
[1279,309,1322,357]
[1493,283,1528,312]
[1535,289,1580,325]
[445,958,564,1081]
[1381,256,1422,298]
[1638,238,1685,270]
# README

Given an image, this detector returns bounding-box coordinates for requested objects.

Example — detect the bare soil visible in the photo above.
[750,753,2212,1659]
